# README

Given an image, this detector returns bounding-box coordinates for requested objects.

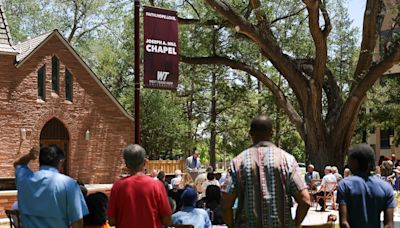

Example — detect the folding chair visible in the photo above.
[5,210,21,228]
[170,225,194,228]
[315,181,337,211]
[301,222,335,228]
[309,179,321,206]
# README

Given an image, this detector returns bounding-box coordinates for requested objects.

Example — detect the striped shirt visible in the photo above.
[226,141,307,228]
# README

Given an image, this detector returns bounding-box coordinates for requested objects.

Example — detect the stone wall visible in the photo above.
[0,35,134,184]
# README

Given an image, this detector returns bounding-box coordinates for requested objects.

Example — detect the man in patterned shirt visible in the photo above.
[222,115,311,228]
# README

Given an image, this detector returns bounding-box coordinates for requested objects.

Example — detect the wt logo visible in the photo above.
[157,71,170,81]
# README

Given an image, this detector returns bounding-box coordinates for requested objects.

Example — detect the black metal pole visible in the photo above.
[134,0,141,145]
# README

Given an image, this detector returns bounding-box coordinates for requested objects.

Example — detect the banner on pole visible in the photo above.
[143,6,179,90]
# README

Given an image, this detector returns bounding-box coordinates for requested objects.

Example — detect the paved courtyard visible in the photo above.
[0,206,339,228]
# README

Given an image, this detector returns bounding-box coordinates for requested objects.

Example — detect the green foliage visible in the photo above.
[362,76,400,146]
[138,90,189,159]
[327,0,359,93]
[3,0,377,167]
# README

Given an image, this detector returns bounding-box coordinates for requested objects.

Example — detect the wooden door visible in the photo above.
[40,118,70,174]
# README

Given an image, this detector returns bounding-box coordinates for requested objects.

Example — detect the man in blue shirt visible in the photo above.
[337,144,395,228]
[172,187,212,228]
[14,146,88,228]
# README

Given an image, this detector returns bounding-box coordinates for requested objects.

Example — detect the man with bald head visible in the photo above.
[107,144,172,228]
[222,115,311,228]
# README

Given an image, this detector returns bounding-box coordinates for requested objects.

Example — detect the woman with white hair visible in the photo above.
[332,166,343,182]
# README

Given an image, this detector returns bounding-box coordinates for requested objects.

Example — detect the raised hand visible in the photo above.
[29,146,39,160]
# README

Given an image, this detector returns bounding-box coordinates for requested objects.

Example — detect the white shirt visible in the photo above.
[321,173,337,192]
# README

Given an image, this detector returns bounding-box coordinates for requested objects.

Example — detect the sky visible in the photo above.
[345,0,367,30]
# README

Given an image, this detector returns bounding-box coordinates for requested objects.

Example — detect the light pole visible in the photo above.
[134,0,141,145]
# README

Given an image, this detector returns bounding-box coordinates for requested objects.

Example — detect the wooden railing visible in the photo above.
[146,160,185,174]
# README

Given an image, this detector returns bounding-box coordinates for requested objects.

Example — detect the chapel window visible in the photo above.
[51,56,59,93]
[38,65,46,100]
[65,69,73,102]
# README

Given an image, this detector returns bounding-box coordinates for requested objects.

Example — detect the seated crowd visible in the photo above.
[165,166,225,227]
[9,115,398,228]
[306,152,400,200]
[11,144,225,228]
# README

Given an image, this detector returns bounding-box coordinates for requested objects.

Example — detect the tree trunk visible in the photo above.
[209,72,217,169]
[274,76,282,147]
[274,104,281,147]
[305,132,346,174]
[257,80,263,114]
[185,81,195,157]
[304,109,355,173]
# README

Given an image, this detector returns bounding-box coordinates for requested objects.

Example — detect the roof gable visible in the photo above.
[15,31,52,61]
[0,4,17,54]
[16,30,133,121]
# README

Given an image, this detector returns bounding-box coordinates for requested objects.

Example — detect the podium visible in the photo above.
[188,169,206,181]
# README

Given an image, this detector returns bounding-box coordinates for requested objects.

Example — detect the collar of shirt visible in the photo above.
[252,141,275,148]
[181,206,196,212]
[39,165,60,173]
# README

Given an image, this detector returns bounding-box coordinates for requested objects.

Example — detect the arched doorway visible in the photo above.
[40,118,69,174]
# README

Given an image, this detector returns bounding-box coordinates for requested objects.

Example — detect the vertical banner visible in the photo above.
[144,6,179,90]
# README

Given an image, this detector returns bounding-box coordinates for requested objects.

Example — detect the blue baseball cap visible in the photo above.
[181,187,197,206]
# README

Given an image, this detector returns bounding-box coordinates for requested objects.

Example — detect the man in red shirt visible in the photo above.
[107,144,172,228]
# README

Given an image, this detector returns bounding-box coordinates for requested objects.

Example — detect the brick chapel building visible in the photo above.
[0,5,134,186]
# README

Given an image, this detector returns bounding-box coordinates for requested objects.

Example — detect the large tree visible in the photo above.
[180,0,400,170]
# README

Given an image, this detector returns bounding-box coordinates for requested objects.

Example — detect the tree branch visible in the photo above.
[67,0,80,42]
[295,58,342,125]
[335,43,400,140]
[271,6,306,24]
[324,67,343,127]
[250,0,261,9]
[250,0,265,24]
[178,17,225,26]
[203,0,309,108]
[74,22,105,43]
[302,0,328,85]
[353,0,384,84]
[319,0,332,36]
[184,0,201,19]
[352,44,400,101]
[181,55,305,137]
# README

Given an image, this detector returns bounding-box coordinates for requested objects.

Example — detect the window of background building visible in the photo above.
[380,128,394,149]
[38,65,46,100]
[52,56,59,93]
[65,69,73,101]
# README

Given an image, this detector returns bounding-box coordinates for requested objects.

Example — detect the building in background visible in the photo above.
[367,0,400,158]
[0,5,134,188]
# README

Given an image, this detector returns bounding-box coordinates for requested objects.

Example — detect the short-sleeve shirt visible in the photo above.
[226,141,307,228]
[337,175,396,227]
[107,175,172,228]
[304,171,320,187]
[172,207,212,228]
[320,173,337,192]
[16,165,88,228]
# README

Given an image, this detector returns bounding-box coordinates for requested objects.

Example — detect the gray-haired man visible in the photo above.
[107,144,172,228]
[305,164,320,189]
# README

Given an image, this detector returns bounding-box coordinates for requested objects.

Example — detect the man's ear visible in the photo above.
[124,161,131,169]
